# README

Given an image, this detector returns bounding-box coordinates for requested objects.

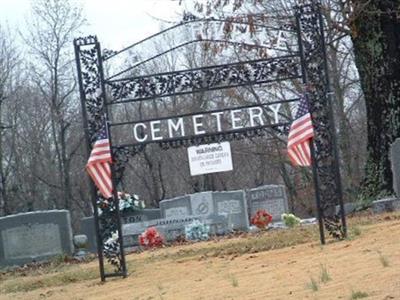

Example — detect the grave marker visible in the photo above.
[190,191,214,217]
[159,195,191,219]
[390,138,400,198]
[80,209,161,252]
[122,214,228,249]
[121,209,161,224]
[372,198,400,214]
[213,190,249,231]
[0,210,73,267]
[246,185,289,221]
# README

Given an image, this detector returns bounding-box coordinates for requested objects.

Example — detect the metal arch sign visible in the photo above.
[74,0,347,282]
[110,100,293,148]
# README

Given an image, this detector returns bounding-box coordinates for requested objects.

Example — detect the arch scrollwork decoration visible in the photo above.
[107,55,301,103]
[296,0,346,240]
[74,36,125,279]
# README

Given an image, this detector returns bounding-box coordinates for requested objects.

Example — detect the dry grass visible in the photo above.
[0,211,399,299]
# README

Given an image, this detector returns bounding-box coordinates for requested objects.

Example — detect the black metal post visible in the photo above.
[74,39,106,281]
[295,12,326,244]
[310,144,326,244]
[317,4,347,238]
[95,41,128,278]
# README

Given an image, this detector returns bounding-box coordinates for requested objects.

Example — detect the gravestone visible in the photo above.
[372,197,400,214]
[156,214,228,240]
[390,138,400,198]
[80,216,97,253]
[335,203,356,216]
[159,196,191,219]
[73,234,89,259]
[190,191,214,218]
[121,209,161,224]
[80,209,161,253]
[213,190,249,231]
[0,210,73,267]
[122,214,228,250]
[123,191,249,249]
[246,185,289,221]
[153,216,202,241]
[122,216,198,249]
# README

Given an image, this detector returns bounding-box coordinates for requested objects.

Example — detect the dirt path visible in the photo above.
[1,217,400,300]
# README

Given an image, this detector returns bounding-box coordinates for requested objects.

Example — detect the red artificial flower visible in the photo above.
[251,209,273,229]
[139,227,164,249]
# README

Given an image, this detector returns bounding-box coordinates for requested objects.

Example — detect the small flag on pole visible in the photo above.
[287,94,315,166]
[86,124,113,198]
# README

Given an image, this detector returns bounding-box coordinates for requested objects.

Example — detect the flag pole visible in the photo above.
[295,11,326,244]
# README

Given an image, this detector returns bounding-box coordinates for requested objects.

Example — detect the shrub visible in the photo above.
[251,210,273,229]
[350,290,369,299]
[306,277,319,292]
[139,227,164,249]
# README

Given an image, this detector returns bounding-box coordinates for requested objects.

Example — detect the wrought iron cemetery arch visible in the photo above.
[74,0,347,281]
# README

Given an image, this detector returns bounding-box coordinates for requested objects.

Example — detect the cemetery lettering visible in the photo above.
[131,104,282,144]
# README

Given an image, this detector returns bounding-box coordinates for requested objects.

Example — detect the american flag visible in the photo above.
[86,125,113,198]
[287,95,315,166]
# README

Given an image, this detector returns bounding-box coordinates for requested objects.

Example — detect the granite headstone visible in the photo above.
[390,138,400,198]
[122,214,228,249]
[246,185,288,221]
[190,192,214,218]
[79,216,97,253]
[121,209,161,224]
[335,203,356,215]
[213,190,249,231]
[122,216,198,248]
[0,210,73,267]
[372,197,400,214]
[159,195,191,219]
[80,209,161,253]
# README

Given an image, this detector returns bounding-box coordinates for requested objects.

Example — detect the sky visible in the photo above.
[0,0,184,50]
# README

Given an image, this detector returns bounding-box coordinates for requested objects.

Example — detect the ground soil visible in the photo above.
[1,214,399,300]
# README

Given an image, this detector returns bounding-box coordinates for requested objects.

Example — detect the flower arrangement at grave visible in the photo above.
[117,192,145,212]
[96,192,145,268]
[103,231,121,266]
[251,209,273,229]
[185,220,210,241]
[281,213,301,228]
[138,227,164,249]
[97,191,145,215]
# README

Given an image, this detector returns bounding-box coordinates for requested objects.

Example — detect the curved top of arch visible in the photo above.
[105,38,297,81]
[103,17,298,81]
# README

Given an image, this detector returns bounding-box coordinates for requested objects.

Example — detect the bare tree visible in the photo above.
[0,25,20,215]
[23,0,86,210]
